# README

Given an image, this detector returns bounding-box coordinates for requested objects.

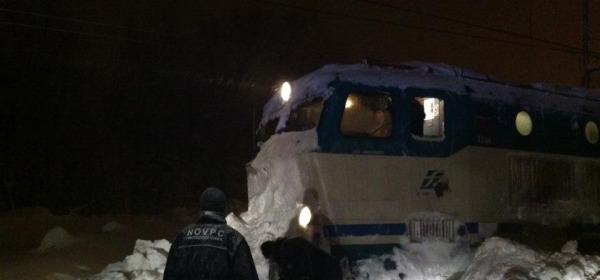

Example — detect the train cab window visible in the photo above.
[285,98,324,132]
[257,118,280,145]
[411,97,445,139]
[515,111,533,136]
[586,121,599,144]
[340,93,393,138]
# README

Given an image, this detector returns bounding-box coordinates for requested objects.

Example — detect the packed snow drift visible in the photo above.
[28,220,599,280]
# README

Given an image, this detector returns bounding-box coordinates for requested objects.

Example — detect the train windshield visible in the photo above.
[256,97,324,145]
[341,92,393,138]
[285,98,324,132]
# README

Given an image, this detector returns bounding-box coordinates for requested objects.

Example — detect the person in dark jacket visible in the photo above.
[261,237,342,280]
[163,187,259,280]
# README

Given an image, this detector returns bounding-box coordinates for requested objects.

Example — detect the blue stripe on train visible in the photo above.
[465,222,479,234]
[330,244,401,261]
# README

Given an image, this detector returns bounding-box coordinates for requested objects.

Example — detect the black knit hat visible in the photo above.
[200,187,227,213]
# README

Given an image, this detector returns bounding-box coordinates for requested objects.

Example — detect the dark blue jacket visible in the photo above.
[163,212,259,280]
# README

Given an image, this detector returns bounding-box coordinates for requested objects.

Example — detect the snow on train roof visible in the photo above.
[261,61,600,128]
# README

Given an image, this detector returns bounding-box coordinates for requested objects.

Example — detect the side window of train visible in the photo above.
[474,102,494,145]
[586,121,599,144]
[411,97,445,139]
[285,98,324,132]
[515,110,533,136]
[340,92,393,138]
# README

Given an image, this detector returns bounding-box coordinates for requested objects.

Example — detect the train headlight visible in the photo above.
[298,206,312,228]
[280,81,291,102]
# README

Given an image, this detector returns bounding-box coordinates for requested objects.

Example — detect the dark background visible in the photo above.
[1,0,598,215]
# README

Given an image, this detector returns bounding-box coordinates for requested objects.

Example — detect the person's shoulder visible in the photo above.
[223,225,249,244]
[224,224,244,237]
[176,223,200,235]
[182,223,199,231]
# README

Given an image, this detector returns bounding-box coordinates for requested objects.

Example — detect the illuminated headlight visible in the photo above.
[298,206,312,228]
[280,81,291,102]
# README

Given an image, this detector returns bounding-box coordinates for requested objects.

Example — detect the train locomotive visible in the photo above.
[246,60,600,264]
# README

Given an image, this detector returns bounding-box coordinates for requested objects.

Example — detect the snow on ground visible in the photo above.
[2,212,599,280]
[0,207,191,280]
[352,239,473,280]
[1,205,600,279]
[90,239,171,280]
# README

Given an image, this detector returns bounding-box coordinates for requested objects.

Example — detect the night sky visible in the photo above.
[1,0,599,215]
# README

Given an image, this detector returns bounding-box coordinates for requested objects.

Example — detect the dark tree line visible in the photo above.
[1,1,331,215]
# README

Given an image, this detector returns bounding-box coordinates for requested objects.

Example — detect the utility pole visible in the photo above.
[582,0,591,88]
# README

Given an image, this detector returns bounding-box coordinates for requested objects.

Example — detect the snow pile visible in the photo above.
[91,239,171,280]
[462,237,600,280]
[46,272,79,280]
[352,237,600,280]
[97,236,600,280]
[102,221,127,232]
[353,237,474,280]
[229,129,319,279]
[38,226,83,252]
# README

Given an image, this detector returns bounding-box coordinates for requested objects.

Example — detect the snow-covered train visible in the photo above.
[246,60,600,262]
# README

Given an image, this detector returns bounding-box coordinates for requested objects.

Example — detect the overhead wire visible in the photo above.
[0,7,198,50]
[0,7,181,38]
[249,0,600,58]
[0,21,191,49]
[2,3,599,59]
[356,0,582,53]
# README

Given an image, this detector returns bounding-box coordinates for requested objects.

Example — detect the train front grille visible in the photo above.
[408,218,455,242]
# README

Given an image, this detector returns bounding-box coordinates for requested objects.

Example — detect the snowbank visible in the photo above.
[91,239,171,280]
[102,221,127,232]
[38,226,83,252]
[462,237,600,280]
[353,238,473,280]
[350,237,600,280]
[89,236,600,280]
[229,129,320,278]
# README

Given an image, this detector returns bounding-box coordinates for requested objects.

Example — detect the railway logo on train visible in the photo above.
[418,170,449,197]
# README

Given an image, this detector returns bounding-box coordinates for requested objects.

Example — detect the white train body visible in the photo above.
[248,61,600,260]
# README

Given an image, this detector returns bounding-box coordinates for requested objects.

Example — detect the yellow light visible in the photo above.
[345,100,354,108]
[280,82,291,102]
[298,206,312,228]
[586,121,599,144]
[515,111,533,136]
[424,98,438,120]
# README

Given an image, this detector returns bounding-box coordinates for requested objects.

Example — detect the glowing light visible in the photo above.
[280,82,291,102]
[298,206,312,228]
[515,111,533,136]
[345,100,354,108]
[424,98,438,120]
[586,121,599,144]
